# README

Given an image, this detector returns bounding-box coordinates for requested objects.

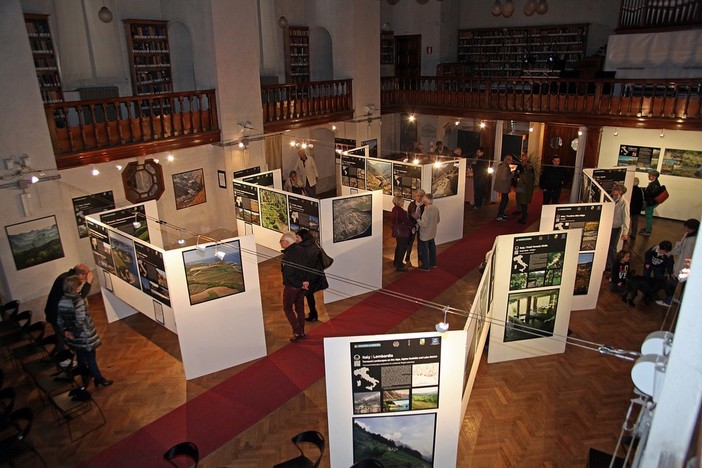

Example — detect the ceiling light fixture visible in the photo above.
[491,0,503,16]
[98,4,113,23]
[91,166,100,176]
[502,0,515,17]
[536,0,549,15]
[167,153,174,162]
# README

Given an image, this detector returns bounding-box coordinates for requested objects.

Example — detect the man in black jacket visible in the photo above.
[539,156,567,205]
[279,232,312,342]
[45,264,93,351]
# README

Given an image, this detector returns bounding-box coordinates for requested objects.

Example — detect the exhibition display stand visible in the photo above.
[87,203,266,380]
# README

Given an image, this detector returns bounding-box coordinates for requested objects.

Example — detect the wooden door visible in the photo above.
[395,35,421,77]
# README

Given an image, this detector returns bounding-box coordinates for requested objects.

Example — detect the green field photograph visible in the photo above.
[6,215,64,270]
[183,240,245,306]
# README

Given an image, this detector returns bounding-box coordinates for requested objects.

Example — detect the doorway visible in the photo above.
[395,35,421,77]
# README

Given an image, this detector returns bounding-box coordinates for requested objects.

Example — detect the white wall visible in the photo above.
[599,127,702,221]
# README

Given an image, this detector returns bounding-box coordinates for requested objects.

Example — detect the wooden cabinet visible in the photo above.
[381,31,395,64]
[284,26,310,84]
[24,14,63,104]
[123,19,173,95]
[457,24,588,78]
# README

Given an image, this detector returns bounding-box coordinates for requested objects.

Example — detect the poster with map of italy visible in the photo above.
[350,336,441,415]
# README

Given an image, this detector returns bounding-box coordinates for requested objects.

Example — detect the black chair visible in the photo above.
[9,321,46,366]
[350,460,385,468]
[49,365,106,441]
[0,407,47,467]
[163,441,199,467]
[0,300,20,322]
[0,386,16,425]
[17,334,58,372]
[32,349,79,399]
[274,430,325,468]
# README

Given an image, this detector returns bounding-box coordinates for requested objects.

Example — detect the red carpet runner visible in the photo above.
[84,194,543,467]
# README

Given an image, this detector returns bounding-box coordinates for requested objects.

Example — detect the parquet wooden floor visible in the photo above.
[0,197,685,468]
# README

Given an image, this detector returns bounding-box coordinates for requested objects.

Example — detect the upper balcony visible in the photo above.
[618,0,701,31]
[46,89,220,170]
[261,79,354,133]
[381,76,702,131]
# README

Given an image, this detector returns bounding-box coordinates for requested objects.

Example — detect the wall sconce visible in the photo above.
[382,22,391,31]
[479,121,486,129]
[408,114,416,123]
[278,16,289,29]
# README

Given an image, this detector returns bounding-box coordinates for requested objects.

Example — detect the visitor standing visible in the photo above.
[629,177,644,239]
[515,162,535,224]
[641,171,662,237]
[606,183,630,271]
[493,154,514,221]
[296,229,326,322]
[391,195,413,272]
[46,264,93,352]
[657,218,699,306]
[57,275,112,387]
[405,189,425,266]
[472,147,489,209]
[279,231,312,342]
[539,156,567,205]
[415,194,440,271]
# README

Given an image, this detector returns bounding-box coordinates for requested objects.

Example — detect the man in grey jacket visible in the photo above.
[415,194,440,271]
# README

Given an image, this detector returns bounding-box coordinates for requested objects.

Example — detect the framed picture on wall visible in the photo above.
[217,170,227,189]
[5,215,65,270]
[172,169,207,210]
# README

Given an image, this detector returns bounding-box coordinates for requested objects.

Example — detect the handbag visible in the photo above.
[317,244,334,270]
[392,223,411,239]
[653,186,669,204]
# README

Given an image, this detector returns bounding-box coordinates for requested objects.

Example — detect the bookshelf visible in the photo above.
[381,30,395,64]
[457,24,588,78]
[123,19,173,95]
[284,26,310,84]
[24,14,64,104]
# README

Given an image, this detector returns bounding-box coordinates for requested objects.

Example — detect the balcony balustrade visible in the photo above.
[262,79,354,132]
[381,76,701,130]
[46,89,220,169]
[618,0,701,30]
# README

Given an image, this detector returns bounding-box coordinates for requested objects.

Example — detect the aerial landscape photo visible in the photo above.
[260,189,289,233]
[333,194,372,243]
[183,240,245,305]
[172,168,207,210]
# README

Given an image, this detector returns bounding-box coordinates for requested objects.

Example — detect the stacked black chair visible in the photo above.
[163,441,200,467]
[0,407,47,467]
[274,430,325,468]
[48,365,106,441]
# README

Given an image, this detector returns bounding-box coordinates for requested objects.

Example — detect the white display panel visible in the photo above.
[324,331,467,468]
[539,202,614,311]
[488,230,581,363]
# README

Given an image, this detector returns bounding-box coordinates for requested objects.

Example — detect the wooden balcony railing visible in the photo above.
[381,76,702,130]
[46,89,220,169]
[618,0,701,30]
[262,79,354,132]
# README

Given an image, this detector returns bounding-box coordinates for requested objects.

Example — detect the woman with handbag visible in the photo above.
[296,229,328,322]
[641,170,662,237]
[391,195,413,272]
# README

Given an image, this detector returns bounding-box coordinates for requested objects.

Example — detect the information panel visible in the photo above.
[392,163,422,200]
[100,205,149,242]
[87,220,115,274]
[351,337,441,414]
[341,155,367,190]
[288,195,320,238]
[135,242,170,306]
[72,191,115,238]
[242,172,274,187]
[234,182,260,225]
[553,205,603,295]
[592,168,626,193]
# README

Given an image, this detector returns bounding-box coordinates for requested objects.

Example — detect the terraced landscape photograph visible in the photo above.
[353,413,435,467]
[183,240,245,305]
[260,189,289,233]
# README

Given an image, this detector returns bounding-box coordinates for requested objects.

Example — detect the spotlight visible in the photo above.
[196,235,207,252]
[115,164,123,171]
[659,129,665,138]
[529,126,534,133]
[613,128,619,136]
[177,238,186,246]
[167,153,174,162]
[408,114,416,122]
[413,158,420,165]
[455,120,460,126]
[308,143,314,148]
[289,140,297,147]
[488,166,494,174]
[30,175,39,184]
[153,158,160,164]
[239,141,245,148]
[434,161,442,168]
[435,306,450,333]
[578,130,583,136]
[92,166,100,176]
[132,212,141,229]
[479,121,486,129]
[332,124,337,131]
[215,249,226,261]
[301,142,308,149]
